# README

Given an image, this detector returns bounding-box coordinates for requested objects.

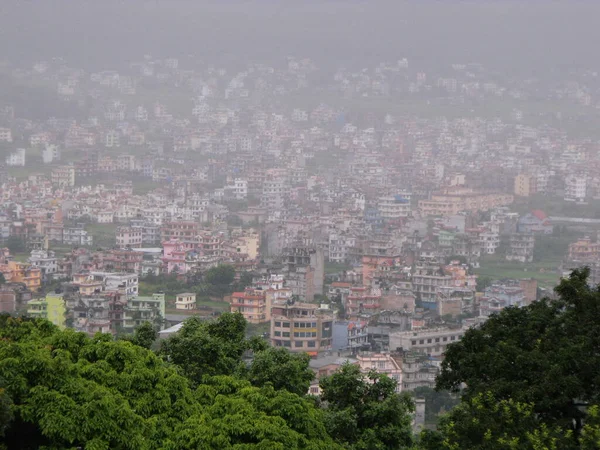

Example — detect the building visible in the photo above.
[506,233,535,263]
[116,227,143,248]
[480,284,525,317]
[419,188,514,217]
[270,301,334,354]
[356,353,402,392]
[565,174,587,203]
[123,293,165,331]
[568,237,600,263]
[27,293,66,328]
[175,292,196,310]
[346,286,382,319]
[412,263,452,306]
[230,288,268,324]
[389,326,468,357]
[514,173,537,197]
[6,148,26,167]
[378,195,411,220]
[517,210,553,234]
[435,287,476,318]
[347,321,369,350]
[282,245,324,302]
[400,351,438,391]
[0,128,13,142]
[51,165,75,187]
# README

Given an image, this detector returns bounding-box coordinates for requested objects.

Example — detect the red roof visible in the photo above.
[531,209,548,221]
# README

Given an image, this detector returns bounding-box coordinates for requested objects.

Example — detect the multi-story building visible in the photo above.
[400,351,438,391]
[435,286,476,318]
[6,148,26,167]
[175,292,196,310]
[514,173,537,197]
[229,288,268,324]
[564,173,587,203]
[418,188,514,217]
[282,245,324,302]
[568,237,600,263]
[377,195,411,220]
[122,293,165,331]
[116,226,143,248]
[506,233,535,263]
[51,165,75,187]
[270,301,334,354]
[346,286,382,319]
[412,263,452,307]
[347,321,369,350]
[389,326,468,357]
[480,284,525,317]
[63,225,93,246]
[356,353,403,392]
[27,293,66,328]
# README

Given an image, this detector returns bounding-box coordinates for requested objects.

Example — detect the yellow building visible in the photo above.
[418,188,514,217]
[233,233,260,260]
[514,173,537,197]
[27,293,66,328]
[0,261,42,292]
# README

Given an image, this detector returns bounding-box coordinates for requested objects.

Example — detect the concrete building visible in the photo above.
[564,173,587,203]
[389,326,468,357]
[27,293,66,328]
[116,226,143,248]
[356,353,402,392]
[175,292,196,310]
[6,148,26,167]
[123,293,165,331]
[51,165,75,187]
[506,233,535,263]
[270,301,334,354]
[514,173,537,197]
[282,245,324,302]
[229,288,268,324]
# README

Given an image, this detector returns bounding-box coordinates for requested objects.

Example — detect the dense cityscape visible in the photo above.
[2,1,600,449]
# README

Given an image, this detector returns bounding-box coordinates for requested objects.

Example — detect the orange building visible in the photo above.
[0,261,42,292]
[229,288,269,324]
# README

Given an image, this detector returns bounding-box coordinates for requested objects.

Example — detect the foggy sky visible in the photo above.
[0,1,598,74]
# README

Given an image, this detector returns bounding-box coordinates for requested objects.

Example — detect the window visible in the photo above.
[435,338,440,343]
[294,341,303,348]
[307,341,316,348]
[451,336,456,341]
[427,339,432,344]
[274,331,281,337]
[282,332,290,338]
[275,321,281,327]
[378,361,386,369]
[412,340,417,345]
[419,339,424,344]
[283,341,291,347]
[283,322,290,328]
[443,337,448,342]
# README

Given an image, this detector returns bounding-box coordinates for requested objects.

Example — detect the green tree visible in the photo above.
[411,386,459,425]
[159,313,249,384]
[0,314,340,449]
[204,265,235,286]
[420,392,573,450]
[121,321,157,349]
[248,347,314,396]
[319,363,414,449]
[436,268,600,442]
[5,236,25,254]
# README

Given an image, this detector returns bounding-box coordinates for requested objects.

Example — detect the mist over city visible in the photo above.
[1,2,600,449]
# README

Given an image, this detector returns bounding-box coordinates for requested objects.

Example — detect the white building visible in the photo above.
[389,326,469,357]
[0,128,12,142]
[565,173,587,203]
[378,195,411,220]
[105,130,120,148]
[6,148,25,167]
[42,144,60,164]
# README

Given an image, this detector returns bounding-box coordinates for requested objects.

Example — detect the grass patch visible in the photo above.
[475,259,561,289]
[325,261,352,275]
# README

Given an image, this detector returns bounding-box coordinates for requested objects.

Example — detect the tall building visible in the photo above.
[270,300,334,354]
[27,293,66,328]
[282,245,324,302]
[514,173,537,197]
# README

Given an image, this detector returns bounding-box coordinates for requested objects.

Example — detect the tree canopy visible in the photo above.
[433,268,600,447]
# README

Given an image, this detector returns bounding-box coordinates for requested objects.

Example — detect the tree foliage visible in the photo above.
[247,347,314,396]
[319,363,415,450]
[0,314,340,449]
[435,268,600,446]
